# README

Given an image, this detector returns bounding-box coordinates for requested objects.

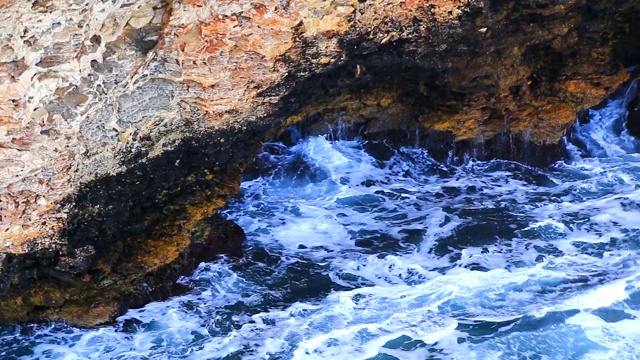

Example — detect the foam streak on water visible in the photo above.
[2,96,640,360]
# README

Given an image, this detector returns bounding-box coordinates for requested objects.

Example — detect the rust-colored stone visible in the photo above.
[0,0,639,324]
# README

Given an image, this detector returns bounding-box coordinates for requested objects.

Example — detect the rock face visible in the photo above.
[0,0,639,325]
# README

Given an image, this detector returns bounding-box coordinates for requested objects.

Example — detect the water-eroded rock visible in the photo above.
[0,0,639,324]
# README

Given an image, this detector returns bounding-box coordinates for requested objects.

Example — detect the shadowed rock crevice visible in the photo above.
[624,77,640,138]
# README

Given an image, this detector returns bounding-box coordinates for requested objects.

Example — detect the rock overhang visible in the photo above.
[0,0,639,325]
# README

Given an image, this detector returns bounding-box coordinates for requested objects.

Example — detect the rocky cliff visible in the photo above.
[0,0,639,325]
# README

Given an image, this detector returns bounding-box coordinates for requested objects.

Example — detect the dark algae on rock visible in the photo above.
[0,0,640,324]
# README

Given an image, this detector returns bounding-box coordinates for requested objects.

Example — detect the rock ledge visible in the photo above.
[1,0,639,324]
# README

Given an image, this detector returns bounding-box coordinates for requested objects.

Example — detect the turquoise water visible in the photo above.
[2,91,640,359]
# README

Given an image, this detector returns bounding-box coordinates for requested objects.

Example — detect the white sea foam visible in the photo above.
[4,93,640,360]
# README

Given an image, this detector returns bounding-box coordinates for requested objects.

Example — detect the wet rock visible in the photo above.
[0,0,639,324]
[625,77,640,137]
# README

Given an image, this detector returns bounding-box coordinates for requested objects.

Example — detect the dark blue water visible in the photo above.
[2,91,640,359]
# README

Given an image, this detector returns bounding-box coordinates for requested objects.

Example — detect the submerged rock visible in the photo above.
[0,0,639,324]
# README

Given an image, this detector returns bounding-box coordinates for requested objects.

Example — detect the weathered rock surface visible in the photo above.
[0,0,639,325]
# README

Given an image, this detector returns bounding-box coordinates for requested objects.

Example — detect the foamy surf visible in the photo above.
[2,95,640,359]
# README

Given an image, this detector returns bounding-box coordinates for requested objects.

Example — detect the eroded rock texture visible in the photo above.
[0,0,639,325]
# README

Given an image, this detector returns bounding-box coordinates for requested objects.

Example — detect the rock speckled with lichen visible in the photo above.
[0,0,639,325]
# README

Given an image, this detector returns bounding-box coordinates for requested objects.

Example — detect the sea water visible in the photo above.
[1,91,640,359]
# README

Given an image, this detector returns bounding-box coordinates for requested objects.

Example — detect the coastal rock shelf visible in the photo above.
[0,0,639,325]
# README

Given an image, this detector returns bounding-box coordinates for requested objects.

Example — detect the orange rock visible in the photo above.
[0,0,638,325]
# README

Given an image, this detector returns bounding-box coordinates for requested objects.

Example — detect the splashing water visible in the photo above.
[2,95,640,360]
